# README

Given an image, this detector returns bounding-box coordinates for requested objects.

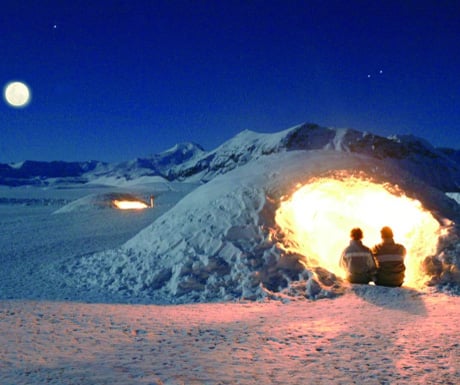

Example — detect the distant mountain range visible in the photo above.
[1,123,460,191]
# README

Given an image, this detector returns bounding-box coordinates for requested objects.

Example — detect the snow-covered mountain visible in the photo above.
[0,160,102,186]
[0,142,205,187]
[169,124,460,190]
[2,123,460,191]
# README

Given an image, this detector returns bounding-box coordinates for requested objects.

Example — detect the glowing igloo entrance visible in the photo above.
[112,194,153,210]
[274,172,444,288]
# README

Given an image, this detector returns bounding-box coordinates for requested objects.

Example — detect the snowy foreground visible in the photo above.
[1,183,459,384]
[1,290,459,384]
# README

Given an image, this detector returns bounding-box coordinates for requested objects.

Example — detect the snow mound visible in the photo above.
[54,192,150,213]
[65,151,460,303]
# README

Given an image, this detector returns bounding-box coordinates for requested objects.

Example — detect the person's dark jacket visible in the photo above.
[340,240,377,284]
[372,239,406,287]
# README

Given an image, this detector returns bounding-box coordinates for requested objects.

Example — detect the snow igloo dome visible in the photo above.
[65,150,460,303]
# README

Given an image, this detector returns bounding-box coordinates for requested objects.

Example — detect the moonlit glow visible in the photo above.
[274,174,443,288]
[113,200,149,210]
[3,81,31,107]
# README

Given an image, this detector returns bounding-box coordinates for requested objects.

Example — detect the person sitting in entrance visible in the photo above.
[340,227,377,284]
[372,226,406,287]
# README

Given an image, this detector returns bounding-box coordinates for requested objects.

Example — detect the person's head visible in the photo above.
[380,226,394,239]
[350,227,363,241]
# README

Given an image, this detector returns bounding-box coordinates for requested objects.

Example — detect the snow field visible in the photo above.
[0,289,458,384]
[0,182,196,303]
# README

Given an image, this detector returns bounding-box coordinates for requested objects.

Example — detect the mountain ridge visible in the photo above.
[1,123,460,191]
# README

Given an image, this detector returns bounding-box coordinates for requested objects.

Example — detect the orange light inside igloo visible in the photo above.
[113,200,149,210]
[274,174,443,288]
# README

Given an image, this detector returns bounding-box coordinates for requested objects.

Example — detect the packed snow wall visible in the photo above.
[64,151,460,303]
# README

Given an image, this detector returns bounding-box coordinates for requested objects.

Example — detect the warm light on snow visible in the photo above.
[113,200,149,210]
[275,174,442,288]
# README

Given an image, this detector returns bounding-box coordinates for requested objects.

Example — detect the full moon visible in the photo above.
[3,81,31,107]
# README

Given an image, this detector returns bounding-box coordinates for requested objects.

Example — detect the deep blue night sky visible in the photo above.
[1,0,459,162]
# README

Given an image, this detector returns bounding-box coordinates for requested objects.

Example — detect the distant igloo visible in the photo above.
[54,192,151,214]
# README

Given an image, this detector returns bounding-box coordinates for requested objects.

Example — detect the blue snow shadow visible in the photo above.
[349,284,427,315]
